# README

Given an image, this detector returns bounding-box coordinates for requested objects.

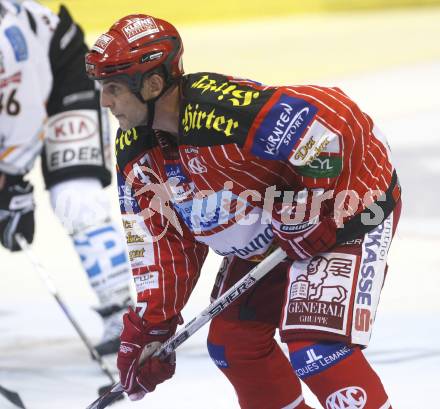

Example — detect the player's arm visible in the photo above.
[117,158,209,322]
[21,5,134,336]
[241,85,371,259]
[41,4,111,189]
[116,153,209,398]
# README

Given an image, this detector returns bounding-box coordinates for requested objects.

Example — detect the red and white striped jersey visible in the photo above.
[116,72,399,322]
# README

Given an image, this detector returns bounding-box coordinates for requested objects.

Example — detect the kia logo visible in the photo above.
[47,112,97,143]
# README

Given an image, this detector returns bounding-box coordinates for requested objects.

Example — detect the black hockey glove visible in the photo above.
[0,174,35,251]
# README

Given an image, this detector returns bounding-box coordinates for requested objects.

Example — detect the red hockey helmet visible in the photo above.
[85,15,184,92]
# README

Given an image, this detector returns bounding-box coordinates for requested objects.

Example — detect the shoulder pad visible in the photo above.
[49,5,85,69]
[180,72,275,147]
[244,89,321,162]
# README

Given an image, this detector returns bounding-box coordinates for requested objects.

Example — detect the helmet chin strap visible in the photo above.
[146,100,155,129]
[134,77,179,130]
[133,91,156,129]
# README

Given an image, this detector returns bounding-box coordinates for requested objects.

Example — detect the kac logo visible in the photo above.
[325,386,367,409]
[188,156,207,174]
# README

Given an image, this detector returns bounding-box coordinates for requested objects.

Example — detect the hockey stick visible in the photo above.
[0,384,26,409]
[15,234,122,400]
[85,247,287,409]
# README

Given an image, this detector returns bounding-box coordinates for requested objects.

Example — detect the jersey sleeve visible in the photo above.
[242,86,350,189]
[242,85,397,251]
[116,129,209,323]
[41,4,111,188]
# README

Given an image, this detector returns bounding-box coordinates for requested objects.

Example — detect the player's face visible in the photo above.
[100,80,148,131]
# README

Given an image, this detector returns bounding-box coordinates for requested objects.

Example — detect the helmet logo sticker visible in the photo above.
[140,51,163,63]
[123,17,159,43]
[92,34,114,54]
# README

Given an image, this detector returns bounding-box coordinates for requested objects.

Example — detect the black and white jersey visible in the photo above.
[0,0,111,186]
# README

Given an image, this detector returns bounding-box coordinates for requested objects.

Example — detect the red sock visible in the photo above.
[288,340,392,409]
[208,317,313,409]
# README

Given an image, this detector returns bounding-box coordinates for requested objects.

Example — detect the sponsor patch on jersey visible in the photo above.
[46,111,98,143]
[128,245,146,263]
[165,164,189,183]
[92,33,113,54]
[126,230,146,245]
[190,74,261,107]
[282,253,357,336]
[122,17,159,43]
[290,342,353,380]
[250,94,317,160]
[181,102,240,139]
[294,156,342,178]
[122,214,155,268]
[118,171,141,213]
[115,128,140,156]
[5,26,28,62]
[215,224,274,258]
[187,156,207,174]
[134,272,159,292]
[352,215,392,345]
[288,119,340,167]
[207,342,229,368]
[165,163,196,203]
[173,190,250,233]
[45,110,102,172]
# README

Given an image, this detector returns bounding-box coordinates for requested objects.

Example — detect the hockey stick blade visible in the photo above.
[0,385,26,409]
[85,248,286,409]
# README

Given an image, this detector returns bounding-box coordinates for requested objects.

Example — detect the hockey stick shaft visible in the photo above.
[15,234,116,384]
[0,384,26,409]
[85,247,287,409]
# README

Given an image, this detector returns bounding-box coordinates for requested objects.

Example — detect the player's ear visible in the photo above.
[141,74,164,100]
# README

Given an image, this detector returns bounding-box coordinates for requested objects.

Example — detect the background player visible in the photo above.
[0,0,133,355]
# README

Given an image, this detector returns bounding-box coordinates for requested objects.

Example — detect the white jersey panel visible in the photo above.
[0,0,57,174]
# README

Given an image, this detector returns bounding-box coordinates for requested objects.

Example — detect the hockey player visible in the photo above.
[86,15,402,408]
[0,0,133,355]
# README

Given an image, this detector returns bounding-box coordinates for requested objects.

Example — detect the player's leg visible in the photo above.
[41,82,134,354]
[208,256,313,409]
[280,202,401,409]
[208,317,312,409]
[288,340,391,409]
[48,177,133,355]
